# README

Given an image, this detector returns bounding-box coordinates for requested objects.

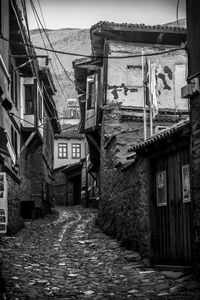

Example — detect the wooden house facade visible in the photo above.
[0,0,60,232]
[133,120,192,266]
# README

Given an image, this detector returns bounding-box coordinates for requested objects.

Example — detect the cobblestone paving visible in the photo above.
[0,206,200,299]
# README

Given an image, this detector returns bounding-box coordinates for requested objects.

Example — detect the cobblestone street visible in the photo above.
[0,206,200,299]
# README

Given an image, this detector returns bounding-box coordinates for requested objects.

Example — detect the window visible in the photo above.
[38,89,43,120]
[10,61,18,108]
[72,143,81,159]
[155,126,169,135]
[24,85,34,114]
[58,143,67,158]
[69,109,77,119]
[11,126,17,154]
[87,80,95,110]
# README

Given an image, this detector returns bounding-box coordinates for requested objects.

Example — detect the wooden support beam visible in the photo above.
[86,134,100,153]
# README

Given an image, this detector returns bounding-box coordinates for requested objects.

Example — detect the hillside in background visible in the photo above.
[164,18,186,28]
[30,28,91,115]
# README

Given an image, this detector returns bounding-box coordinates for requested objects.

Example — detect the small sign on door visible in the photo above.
[156,170,167,207]
[182,164,191,203]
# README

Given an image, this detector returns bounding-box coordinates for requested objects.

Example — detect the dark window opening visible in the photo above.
[87,81,95,110]
[38,90,43,120]
[25,84,34,114]
[11,125,17,154]
[10,60,18,108]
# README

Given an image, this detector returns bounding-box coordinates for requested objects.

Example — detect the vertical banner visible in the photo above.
[150,64,159,119]
[148,59,153,136]
[0,172,8,233]
[142,51,147,141]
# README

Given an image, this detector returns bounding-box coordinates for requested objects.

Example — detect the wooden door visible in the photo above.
[73,175,81,205]
[151,147,193,265]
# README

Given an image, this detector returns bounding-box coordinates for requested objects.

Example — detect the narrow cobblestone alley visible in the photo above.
[1,206,200,300]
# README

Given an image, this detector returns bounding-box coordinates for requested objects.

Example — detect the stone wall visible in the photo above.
[7,173,24,234]
[99,149,151,258]
[53,168,66,206]
[99,104,188,259]
[98,105,151,258]
[186,0,200,276]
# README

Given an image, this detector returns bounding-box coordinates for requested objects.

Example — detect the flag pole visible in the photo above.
[149,59,153,137]
[142,51,147,141]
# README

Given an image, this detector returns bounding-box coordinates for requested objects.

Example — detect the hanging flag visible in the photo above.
[150,64,158,118]
[144,56,150,107]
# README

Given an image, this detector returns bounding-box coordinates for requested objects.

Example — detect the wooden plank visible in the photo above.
[182,149,188,262]
[168,153,176,263]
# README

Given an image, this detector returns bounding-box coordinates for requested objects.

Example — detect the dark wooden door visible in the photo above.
[73,175,81,205]
[151,147,193,265]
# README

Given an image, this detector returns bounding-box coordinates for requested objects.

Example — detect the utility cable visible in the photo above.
[30,0,75,85]
[30,0,69,103]
[0,33,185,60]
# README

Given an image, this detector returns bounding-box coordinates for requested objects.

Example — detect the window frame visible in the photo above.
[10,60,18,108]
[86,76,95,110]
[24,84,34,115]
[71,143,81,159]
[58,143,68,159]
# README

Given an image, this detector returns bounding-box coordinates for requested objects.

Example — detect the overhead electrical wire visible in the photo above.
[8,1,187,135]
[0,33,185,60]
[20,0,70,122]
[29,0,75,85]
[42,83,67,117]
[31,2,68,101]
[29,0,90,101]
[31,0,69,103]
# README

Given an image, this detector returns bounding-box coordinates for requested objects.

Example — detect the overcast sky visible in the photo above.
[26,0,186,30]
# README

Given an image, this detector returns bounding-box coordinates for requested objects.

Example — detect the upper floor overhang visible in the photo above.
[90,21,187,58]
[10,0,37,76]
[73,58,101,96]
[39,67,57,95]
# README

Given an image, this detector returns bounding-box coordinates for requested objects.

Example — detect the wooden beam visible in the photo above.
[86,134,100,153]
[20,132,35,153]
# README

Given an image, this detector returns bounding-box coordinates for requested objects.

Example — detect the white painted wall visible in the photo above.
[107,41,188,111]
[54,137,86,169]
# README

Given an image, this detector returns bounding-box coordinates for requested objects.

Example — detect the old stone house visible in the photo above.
[73,21,189,263]
[102,119,192,267]
[0,0,60,234]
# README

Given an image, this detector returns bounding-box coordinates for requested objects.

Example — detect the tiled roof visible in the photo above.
[90,21,186,57]
[128,119,190,153]
[90,21,186,34]
[55,129,83,139]
[62,161,83,173]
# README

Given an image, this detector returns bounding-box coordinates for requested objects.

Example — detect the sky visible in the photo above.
[26,0,186,30]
